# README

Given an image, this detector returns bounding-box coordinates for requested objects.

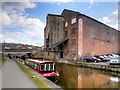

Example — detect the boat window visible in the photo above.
[48,64,50,71]
[35,63,38,70]
[50,64,54,71]
[44,64,46,71]
[50,64,53,70]
[40,64,44,71]
[32,62,34,68]
[46,64,49,71]
[40,63,55,72]
[27,61,29,65]
[53,64,54,71]
[30,62,31,66]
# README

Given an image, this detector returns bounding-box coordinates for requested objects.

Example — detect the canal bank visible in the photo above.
[57,60,120,77]
[15,60,62,89]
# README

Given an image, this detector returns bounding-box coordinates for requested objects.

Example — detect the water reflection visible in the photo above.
[56,63,78,88]
[110,77,120,83]
[56,63,120,88]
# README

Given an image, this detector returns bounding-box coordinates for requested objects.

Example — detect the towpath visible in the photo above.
[2,59,38,88]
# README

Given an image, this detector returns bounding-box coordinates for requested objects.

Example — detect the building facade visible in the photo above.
[44,14,64,50]
[44,9,120,60]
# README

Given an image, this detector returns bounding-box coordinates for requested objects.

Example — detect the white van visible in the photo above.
[109,58,120,65]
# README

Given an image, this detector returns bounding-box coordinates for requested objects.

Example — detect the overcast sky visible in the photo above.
[1,0,119,46]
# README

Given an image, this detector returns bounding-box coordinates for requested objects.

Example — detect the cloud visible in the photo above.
[109,10,118,21]
[3,16,45,46]
[90,0,95,4]
[98,16,110,23]
[89,0,95,8]
[2,2,36,12]
[2,2,37,28]
[107,23,118,30]
[98,10,118,30]
[38,0,73,2]
[0,34,3,43]
[2,2,45,46]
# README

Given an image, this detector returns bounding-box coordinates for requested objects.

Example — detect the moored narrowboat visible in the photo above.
[24,58,59,83]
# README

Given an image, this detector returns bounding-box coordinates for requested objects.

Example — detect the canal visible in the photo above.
[56,63,120,89]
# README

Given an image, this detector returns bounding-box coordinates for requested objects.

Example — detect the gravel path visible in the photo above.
[2,59,38,88]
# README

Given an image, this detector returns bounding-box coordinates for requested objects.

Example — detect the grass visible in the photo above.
[0,57,6,68]
[15,60,52,89]
[0,58,2,68]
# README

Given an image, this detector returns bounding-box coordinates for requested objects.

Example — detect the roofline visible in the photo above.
[78,13,118,31]
[46,9,119,32]
[47,14,63,17]
[61,9,79,15]
[61,9,118,31]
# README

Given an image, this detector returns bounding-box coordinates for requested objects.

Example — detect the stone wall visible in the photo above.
[45,14,64,48]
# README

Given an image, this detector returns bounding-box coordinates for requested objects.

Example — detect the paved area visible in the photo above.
[86,62,110,65]
[2,59,38,88]
[0,69,2,89]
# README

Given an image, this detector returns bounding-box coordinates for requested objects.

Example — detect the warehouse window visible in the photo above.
[57,22,59,26]
[71,39,76,45]
[70,50,77,56]
[71,28,77,35]
[65,22,68,27]
[71,18,76,24]
[57,27,59,31]
[65,31,68,36]
[64,50,69,55]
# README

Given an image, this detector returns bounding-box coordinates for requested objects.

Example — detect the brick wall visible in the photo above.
[62,10,79,60]
[81,16,119,56]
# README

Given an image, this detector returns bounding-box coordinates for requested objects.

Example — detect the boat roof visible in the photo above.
[26,59,53,63]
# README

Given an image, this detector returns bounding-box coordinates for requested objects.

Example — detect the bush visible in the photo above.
[52,55,58,61]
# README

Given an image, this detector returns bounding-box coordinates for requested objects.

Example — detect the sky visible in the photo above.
[1,0,119,46]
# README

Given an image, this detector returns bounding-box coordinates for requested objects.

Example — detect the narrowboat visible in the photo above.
[24,58,59,83]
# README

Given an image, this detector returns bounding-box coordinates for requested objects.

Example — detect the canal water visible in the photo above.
[56,63,120,89]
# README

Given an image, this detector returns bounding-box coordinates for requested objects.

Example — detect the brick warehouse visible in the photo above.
[44,9,120,60]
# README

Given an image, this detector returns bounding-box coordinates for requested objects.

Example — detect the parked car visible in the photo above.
[83,56,101,63]
[109,58,120,65]
[94,55,104,61]
[102,55,111,62]
[111,54,119,58]
[106,54,114,58]
[94,55,110,62]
